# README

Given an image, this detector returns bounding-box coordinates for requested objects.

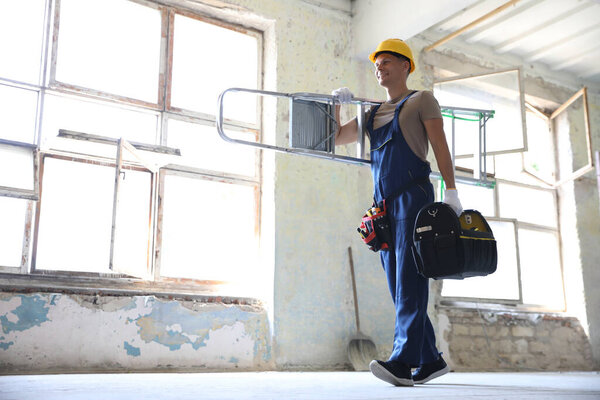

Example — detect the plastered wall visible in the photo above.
[1,0,599,373]
[0,293,271,372]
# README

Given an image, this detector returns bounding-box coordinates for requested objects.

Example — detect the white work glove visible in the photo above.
[331,87,354,104]
[443,188,463,217]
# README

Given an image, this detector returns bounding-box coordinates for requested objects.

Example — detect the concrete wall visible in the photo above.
[441,308,594,371]
[1,0,599,373]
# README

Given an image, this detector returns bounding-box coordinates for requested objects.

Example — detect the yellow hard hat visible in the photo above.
[369,38,415,73]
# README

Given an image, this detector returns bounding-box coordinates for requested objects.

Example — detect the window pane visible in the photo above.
[166,119,256,176]
[518,228,564,309]
[0,0,46,83]
[55,0,161,102]
[0,85,38,143]
[498,183,556,228]
[171,14,258,123]
[455,182,494,217]
[523,110,555,182]
[36,158,113,272]
[160,174,258,282]
[112,169,152,278]
[435,70,525,154]
[454,155,495,176]
[442,116,478,157]
[555,96,589,174]
[0,197,28,268]
[0,144,34,190]
[41,94,158,152]
[442,220,520,301]
[494,152,531,182]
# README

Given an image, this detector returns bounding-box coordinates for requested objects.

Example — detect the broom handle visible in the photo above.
[348,247,361,332]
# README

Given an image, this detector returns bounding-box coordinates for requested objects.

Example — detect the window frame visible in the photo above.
[433,67,567,311]
[434,67,528,157]
[524,87,593,187]
[439,165,565,312]
[0,0,263,295]
[154,167,260,285]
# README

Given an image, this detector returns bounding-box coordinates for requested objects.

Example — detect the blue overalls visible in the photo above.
[367,92,439,366]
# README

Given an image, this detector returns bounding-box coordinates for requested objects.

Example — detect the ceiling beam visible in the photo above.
[425,0,522,52]
[526,24,600,62]
[494,1,594,54]
[552,42,600,71]
[465,0,543,44]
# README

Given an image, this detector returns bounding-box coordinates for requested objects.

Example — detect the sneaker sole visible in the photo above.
[414,365,449,384]
[369,360,414,387]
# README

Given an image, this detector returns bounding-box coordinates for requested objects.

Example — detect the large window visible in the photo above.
[0,0,262,291]
[433,70,590,311]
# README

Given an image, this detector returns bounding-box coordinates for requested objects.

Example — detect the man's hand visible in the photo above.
[331,87,353,104]
[443,188,463,217]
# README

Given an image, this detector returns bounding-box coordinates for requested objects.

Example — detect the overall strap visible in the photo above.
[393,90,418,118]
[366,103,381,132]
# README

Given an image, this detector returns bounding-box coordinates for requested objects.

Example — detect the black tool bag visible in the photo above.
[411,202,497,280]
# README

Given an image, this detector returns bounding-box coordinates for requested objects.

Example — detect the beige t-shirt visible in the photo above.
[367,90,442,162]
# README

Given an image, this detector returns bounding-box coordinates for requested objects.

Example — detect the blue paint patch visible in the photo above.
[191,333,209,350]
[229,357,239,364]
[133,300,254,352]
[123,341,141,357]
[50,295,59,305]
[121,298,138,311]
[0,341,14,350]
[0,295,50,334]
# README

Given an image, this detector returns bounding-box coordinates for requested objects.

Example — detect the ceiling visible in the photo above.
[351,0,600,90]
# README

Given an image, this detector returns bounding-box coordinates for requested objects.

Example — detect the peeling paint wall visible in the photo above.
[0,293,271,373]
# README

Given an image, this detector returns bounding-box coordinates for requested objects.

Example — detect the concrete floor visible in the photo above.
[1,371,599,399]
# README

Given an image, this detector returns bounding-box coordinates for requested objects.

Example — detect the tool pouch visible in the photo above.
[357,200,393,252]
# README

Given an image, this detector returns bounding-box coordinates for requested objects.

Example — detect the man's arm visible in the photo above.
[424,118,456,189]
[334,105,359,145]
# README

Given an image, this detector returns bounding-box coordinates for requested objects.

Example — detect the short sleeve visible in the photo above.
[419,90,442,121]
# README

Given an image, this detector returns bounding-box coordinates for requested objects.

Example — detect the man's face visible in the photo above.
[374,53,409,87]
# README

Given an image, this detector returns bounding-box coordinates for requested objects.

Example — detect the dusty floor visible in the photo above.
[1,371,599,399]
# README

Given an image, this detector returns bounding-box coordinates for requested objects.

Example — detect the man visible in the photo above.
[332,38,462,386]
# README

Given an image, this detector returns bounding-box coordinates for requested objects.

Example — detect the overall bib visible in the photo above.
[367,92,439,366]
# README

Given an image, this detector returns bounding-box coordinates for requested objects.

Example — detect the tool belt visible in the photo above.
[357,177,429,252]
[357,200,393,252]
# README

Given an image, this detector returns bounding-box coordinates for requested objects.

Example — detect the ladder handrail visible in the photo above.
[216,87,496,188]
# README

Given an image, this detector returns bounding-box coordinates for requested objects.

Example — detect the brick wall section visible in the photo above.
[442,308,595,371]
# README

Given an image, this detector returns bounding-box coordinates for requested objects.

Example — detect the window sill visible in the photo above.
[438,298,567,315]
[0,272,261,306]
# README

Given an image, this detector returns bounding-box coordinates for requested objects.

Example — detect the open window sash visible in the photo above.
[46,131,165,279]
[109,138,158,279]
[523,87,593,187]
